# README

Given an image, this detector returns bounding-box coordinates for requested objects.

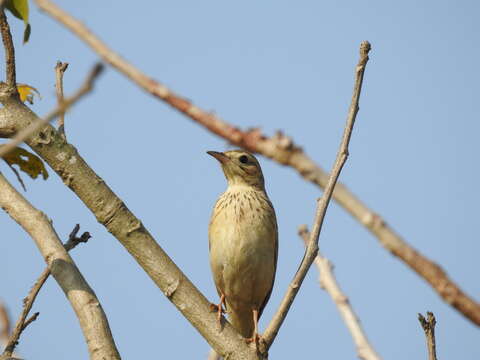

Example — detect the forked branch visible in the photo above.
[0,173,120,360]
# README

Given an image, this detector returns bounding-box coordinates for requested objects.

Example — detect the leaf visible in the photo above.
[1,146,48,180]
[16,83,41,104]
[5,0,31,44]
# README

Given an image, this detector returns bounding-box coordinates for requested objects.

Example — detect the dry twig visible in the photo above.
[54,61,69,138]
[298,225,381,360]
[261,41,371,353]
[33,0,480,327]
[0,173,120,360]
[418,312,438,360]
[0,62,103,158]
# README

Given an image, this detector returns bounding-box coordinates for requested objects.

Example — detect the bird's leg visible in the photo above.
[209,294,226,329]
[245,309,260,346]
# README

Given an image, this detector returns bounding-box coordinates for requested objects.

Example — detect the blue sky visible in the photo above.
[1,1,479,359]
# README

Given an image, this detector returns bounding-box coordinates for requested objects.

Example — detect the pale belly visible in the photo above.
[208,189,277,313]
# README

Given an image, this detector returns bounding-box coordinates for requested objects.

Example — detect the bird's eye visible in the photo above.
[239,155,249,164]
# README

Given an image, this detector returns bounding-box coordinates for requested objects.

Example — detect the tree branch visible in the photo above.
[54,61,69,138]
[0,95,259,360]
[0,62,103,158]
[2,224,91,358]
[0,173,121,360]
[33,0,480,328]
[260,41,370,352]
[0,6,16,91]
[298,225,381,360]
[418,312,438,360]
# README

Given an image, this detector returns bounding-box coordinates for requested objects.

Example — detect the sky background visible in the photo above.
[1,0,479,359]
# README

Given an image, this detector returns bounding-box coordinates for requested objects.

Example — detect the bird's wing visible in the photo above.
[258,207,278,319]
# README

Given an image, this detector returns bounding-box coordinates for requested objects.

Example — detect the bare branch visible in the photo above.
[0,7,16,91]
[261,41,371,352]
[54,61,69,138]
[2,223,90,357]
[0,173,121,360]
[0,62,104,158]
[418,312,438,360]
[298,225,381,360]
[33,0,480,328]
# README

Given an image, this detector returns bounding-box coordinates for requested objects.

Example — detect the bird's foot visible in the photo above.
[209,294,226,330]
[245,333,261,346]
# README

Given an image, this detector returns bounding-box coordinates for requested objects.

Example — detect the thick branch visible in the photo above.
[33,0,480,327]
[298,226,381,360]
[2,224,90,357]
[262,41,370,351]
[0,7,16,89]
[0,173,121,360]
[418,312,438,360]
[0,103,259,360]
[0,62,103,158]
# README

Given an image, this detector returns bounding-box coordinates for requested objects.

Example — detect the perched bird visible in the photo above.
[207,150,278,343]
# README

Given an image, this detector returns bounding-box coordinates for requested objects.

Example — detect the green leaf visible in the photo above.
[5,0,31,44]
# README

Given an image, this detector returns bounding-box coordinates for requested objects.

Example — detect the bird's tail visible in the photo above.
[227,306,254,338]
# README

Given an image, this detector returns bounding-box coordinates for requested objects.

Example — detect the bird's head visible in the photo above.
[207,150,265,190]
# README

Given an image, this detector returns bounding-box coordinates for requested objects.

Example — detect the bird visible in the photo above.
[207,149,278,344]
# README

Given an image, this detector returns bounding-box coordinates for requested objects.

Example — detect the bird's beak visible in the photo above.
[207,151,230,165]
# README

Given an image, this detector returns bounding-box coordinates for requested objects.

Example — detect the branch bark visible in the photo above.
[298,226,381,360]
[0,172,120,360]
[418,312,438,360]
[33,0,480,327]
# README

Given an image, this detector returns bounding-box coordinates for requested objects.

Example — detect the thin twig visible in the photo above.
[261,41,371,352]
[1,224,91,358]
[298,225,381,360]
[34,0,480,329]
[0,7,16,89]
[418,312,438,360]
[54,61,69,138]
[0,63,103,158]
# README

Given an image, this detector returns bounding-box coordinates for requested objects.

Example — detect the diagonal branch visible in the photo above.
[261,41,371,352]
[298,225,381,360]
[0,62,103,158]
[2,224,91,358]
[0,88,260,360]
[0,172,121,360]
[33,0,480,328]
